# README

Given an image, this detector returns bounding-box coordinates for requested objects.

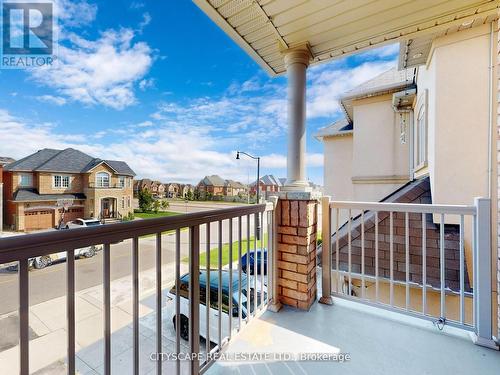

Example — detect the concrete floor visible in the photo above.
[206,298,500,375]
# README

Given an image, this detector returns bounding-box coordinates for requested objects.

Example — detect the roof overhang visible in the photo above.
[194,0,499,76]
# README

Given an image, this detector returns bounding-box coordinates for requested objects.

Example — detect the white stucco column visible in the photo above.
[282,47,312,192]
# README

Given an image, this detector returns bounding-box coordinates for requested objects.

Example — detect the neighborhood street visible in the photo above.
[0,202,264,316]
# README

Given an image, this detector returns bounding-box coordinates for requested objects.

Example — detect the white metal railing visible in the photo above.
[0,202,276,375]
[320,197,496,348]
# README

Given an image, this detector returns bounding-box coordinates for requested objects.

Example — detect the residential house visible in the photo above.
[166,183,181,198]
[197,175,226,197]
[223,180,247,197]
[315,23,496,329]
[180,184,194,198]
[0,157,15,231]
[250,174,283,196]
[2,148,135,231]
[134,178,152,197]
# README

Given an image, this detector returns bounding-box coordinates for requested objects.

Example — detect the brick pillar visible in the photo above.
[275,194,318,310]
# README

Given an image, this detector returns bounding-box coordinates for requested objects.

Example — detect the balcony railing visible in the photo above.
[320,197,495,347]
[0,202,276,375]
[87,182,126,189]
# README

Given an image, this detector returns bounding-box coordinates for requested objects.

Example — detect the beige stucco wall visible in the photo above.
[418,24,493,207]
[322,95,409,208]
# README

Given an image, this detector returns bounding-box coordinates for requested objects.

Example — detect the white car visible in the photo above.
[168,270,266,343]
[65,218,102,229]
[30,245,102,269]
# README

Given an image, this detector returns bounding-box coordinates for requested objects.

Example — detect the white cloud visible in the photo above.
[31,28,154,109]
[55,0,97,27]
[138,12,151,33]
[139,78,155,91]
[37,95,67,106]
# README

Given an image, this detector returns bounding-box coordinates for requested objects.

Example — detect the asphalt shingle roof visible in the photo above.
[200,175,226,186]
[4,148,135,176]
[0,157,15,166]
[314,118,353,139]
[13,189,86,202]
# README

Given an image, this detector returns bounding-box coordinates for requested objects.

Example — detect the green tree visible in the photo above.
[152,199,161,213]
[138,189,154,212]
[161,200,169,210]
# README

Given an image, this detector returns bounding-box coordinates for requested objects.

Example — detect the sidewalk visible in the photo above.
[0,261,189,375]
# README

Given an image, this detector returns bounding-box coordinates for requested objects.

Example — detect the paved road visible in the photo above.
[0,203,266,315]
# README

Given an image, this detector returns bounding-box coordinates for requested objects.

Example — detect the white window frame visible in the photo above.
[18,173,33,187]
[127,196,131,208]
[53,174,70,189]
[414,90,428,171]
[119,176,126,188]
[121,197,125,209]
[96,172,110,188]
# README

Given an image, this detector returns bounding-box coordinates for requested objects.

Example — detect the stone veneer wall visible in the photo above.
[276,198,318,310]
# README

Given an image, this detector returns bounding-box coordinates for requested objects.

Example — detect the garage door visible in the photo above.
[60,207,84,223]
[25,210,54,231]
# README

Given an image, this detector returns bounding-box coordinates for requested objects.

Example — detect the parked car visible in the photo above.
[168,270,266,342]
[240,248,267,275]
[65,218,102,229]
[30,245,102,269]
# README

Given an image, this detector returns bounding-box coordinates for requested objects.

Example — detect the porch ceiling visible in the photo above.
[193,0,499,76]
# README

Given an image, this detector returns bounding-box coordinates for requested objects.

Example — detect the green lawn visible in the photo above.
[134,211,180,219]
[182,233,268,268]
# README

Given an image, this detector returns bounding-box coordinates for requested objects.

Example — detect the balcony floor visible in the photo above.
[207,298,500,375]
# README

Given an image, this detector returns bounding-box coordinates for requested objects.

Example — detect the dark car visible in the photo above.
[241,248,267,275]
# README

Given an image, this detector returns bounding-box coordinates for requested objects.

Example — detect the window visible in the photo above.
[127,196,131,208]
[414,90,428,169]
[54,175,70,188]
[96,172,110,187]
[119,176,125,188]
[19,173,33,187]
[128,178,132,188]
[121,197,125,209]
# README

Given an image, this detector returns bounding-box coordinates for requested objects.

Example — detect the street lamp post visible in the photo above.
[236,151,261,239]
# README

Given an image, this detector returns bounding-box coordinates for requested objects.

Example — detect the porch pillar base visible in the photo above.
[319,296,333,305]
[276,195,318,310]
[471,333,499,350]
[267,301,283,313]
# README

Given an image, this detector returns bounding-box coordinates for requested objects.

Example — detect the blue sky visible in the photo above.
[0,0,399,185]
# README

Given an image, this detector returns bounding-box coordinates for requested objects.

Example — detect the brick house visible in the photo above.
[166,183,181,198]
[223,180,247,197]
[250,174,283,195]
[180,184,194,198]
[2,148,135,231]
[197,175,226,196]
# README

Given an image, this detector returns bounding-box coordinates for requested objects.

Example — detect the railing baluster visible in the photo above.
[228,218,233,339]
[67,249,75,375]
[175,229,181,375]
[217,220,222,348]
[422,213,427,315]
[440,213,445,319]
[361,211,365,299]
[253,214,258,314]
[238,216,242,328]
[188,226,200,375]
[375,212,379,302]
[260,212,264,309]
[246,214,250,322]
[156,233,162,375]
[266,211,271,304]
[389,212,394,307]
[132,237,139,375]
[19,258,29,375]
[459,215,465,324]
[347,209,352,296]
[405,212,410,311]
[103,243,111,375]
[336,208,340,294]
[205,223,210,355]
